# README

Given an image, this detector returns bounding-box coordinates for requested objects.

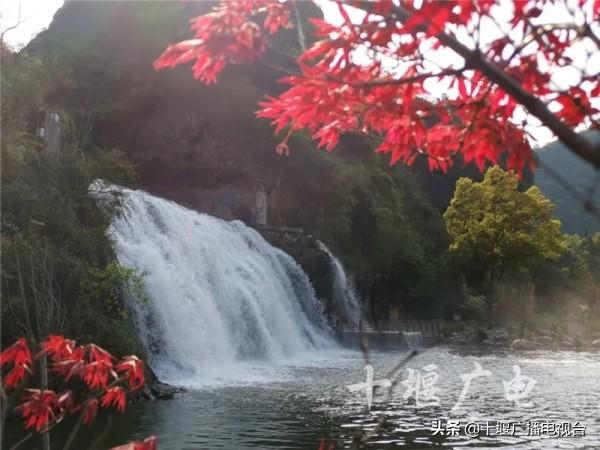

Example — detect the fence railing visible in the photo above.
[335,319,444,337]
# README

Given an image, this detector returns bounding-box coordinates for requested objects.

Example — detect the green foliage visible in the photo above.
[0,138,142,354]
[18,1,476,319]
[444,166,566,290]
[0,49,46,133]
[78,262,147,354]
[267,135,453,317]
[459,292,487,320]
[80,262,147,318]
[533,232,600,310]
[585,233,600,283]
[1,49,142,355]
[18,1,594,327]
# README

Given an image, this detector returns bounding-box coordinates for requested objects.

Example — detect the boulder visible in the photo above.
[533,336,553,344]
[140,365,186,401]
[487,328,509,341]
[470,330,488,343]
[559,341,576,349]
[511,339,539,351]
[149,381,184,399]
[258,227,333,301]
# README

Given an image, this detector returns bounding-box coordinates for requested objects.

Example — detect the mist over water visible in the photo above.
[97,183,338,386]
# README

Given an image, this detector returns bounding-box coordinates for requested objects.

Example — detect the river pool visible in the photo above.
[6,346,600,449]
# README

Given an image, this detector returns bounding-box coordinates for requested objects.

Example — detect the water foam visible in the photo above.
[94,183,337,386]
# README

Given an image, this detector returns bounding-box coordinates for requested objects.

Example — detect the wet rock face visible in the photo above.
[255,225,333,303]
[133,366,186,401]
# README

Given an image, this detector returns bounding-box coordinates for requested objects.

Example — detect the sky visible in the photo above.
[0,0,64,50]
[1,0,598,148]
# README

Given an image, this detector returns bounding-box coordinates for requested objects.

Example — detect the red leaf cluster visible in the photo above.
[101,386,127,413]
[153,1,292,84]
[1,338,33,388]
[19,390,60,431]
[1,336,146,433]
[155,0,600,175]
[116,355,145,391]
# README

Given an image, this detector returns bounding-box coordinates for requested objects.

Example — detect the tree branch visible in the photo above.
[388,4,600,169]
[0,1,23,47]
[583,23,600,49]
[335,67,465,88]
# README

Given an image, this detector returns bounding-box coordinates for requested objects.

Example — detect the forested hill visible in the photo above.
[5,0,599,337]
[19,0,541,318]
[535,131,600,235]
[24,1,476,213]
[17,0,462,314]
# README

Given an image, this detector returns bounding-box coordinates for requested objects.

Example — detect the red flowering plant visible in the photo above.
[0,335,154,449]
[155,0,600,177]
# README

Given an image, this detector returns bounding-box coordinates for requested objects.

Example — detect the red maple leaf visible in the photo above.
[115,355,145,391]
[89,344,115,363]
[556,87,594,127]
[1,337,33,389]
[100,386,127,413]
[82,398,99,425]
[1,337,32,367]
[154,0,600,174]
[82,360,114,389]
[18,389,58,432]
[4,364,29,388]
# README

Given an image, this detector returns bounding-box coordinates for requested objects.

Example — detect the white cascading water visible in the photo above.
[316,241,361,326]
[93,183,337,386]
[403,331,424,350]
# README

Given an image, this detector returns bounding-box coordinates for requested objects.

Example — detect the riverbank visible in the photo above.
[334,318,600,353]
[446,320,600,352]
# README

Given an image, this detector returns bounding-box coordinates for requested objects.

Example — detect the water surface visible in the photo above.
[8,346,598,449]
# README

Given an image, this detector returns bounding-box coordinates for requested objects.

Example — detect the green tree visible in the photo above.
[532,234,596,309]
[444,166,566,290]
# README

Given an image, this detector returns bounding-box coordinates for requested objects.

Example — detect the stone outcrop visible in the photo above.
[511,339,540,351]
[134,366,185,402]
[255,225,333,302]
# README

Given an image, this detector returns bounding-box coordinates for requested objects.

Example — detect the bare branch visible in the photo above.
[0,1,23,47]
[583,23,600,49]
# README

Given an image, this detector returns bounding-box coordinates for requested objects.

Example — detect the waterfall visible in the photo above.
[93,183,337,386]
[316,241,361,326]
[402,331,423,350]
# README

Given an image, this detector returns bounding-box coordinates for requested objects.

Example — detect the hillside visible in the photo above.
[17,0,461,316]
[535,131,600,235]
